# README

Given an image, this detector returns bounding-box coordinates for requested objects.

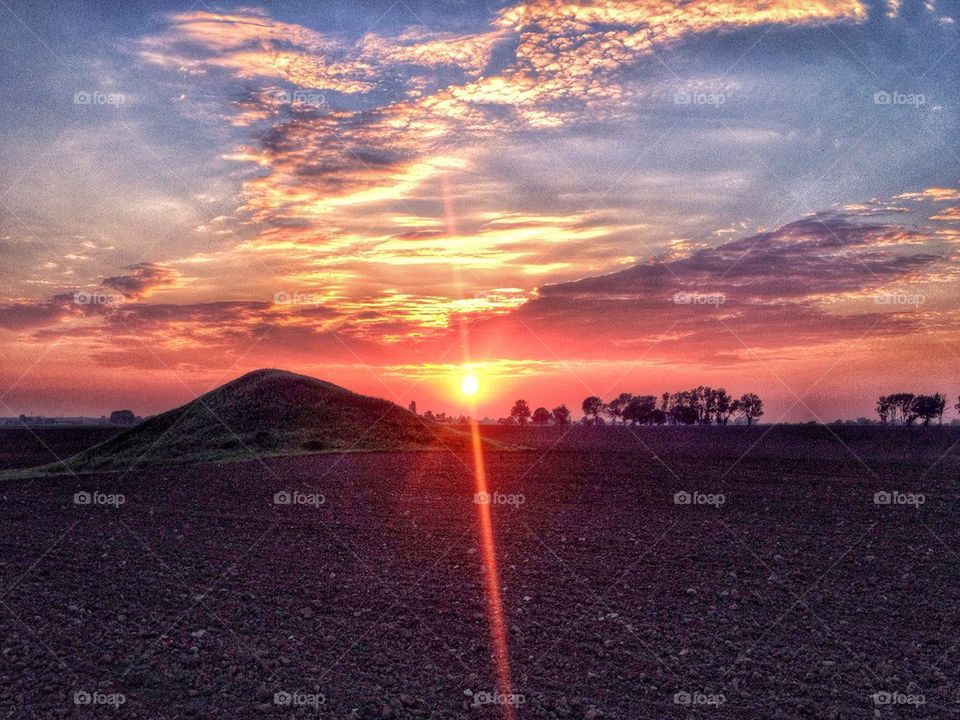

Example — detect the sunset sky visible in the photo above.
[1,0,959,421]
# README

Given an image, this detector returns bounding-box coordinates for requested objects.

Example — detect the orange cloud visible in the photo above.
[134,0,870,350]
[896,187,960,202]
[139,9,376,93]
[930,207,960,221]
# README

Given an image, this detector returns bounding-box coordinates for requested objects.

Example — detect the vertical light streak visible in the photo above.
[469,413,517,720]
[444,170,517,719]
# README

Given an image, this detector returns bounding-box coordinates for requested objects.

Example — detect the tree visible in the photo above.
[408,400,417,415]
[738,393,764,425]
[911,394,946,426]
[510,399,531,426]
[109,410,137,426]
[876,396,890,425]
[693,386,716,425]
[582,396,604,423]
[551,405,571,425]
[532,407,551,425]
[885,393,915,424]
[605,392,633,425]
[623,395,657,425]
[712,389,737,425]
[667,391,699,425]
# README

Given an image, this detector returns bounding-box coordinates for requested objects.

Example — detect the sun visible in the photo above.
[460,373,480,397]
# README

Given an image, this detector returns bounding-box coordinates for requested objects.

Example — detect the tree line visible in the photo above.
[876,393,957,426]
[502,388,765,427]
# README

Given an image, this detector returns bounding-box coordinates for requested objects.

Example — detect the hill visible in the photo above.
[11,369,483,475]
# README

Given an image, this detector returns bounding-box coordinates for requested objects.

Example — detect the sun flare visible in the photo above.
[460,373,480,397]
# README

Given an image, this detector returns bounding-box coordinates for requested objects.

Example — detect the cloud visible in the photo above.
[544,216,938,300]
[101,263,182,298]
[138,1,871,304]
[0,291,386,371]
[2,205,953,375]
[894,187,960,202]
[463,213,951,362]
[0,295,76,331]
[138,9,376,93]
[930,207,960,221]
[3,1,889,370]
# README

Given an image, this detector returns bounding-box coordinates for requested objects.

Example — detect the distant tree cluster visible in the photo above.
[500,388,764,427]
[498,400,573,426]
[412,401,471,425]
[876,393,949,426]
[590,388,763,426]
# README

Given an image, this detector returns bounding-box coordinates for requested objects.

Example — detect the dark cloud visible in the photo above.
[541,217,937,303]
[0,299,72,331]
[464,215,946,362]
[102,263,180,298]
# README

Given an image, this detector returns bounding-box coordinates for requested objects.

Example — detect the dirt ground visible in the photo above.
[0,425,958,718]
